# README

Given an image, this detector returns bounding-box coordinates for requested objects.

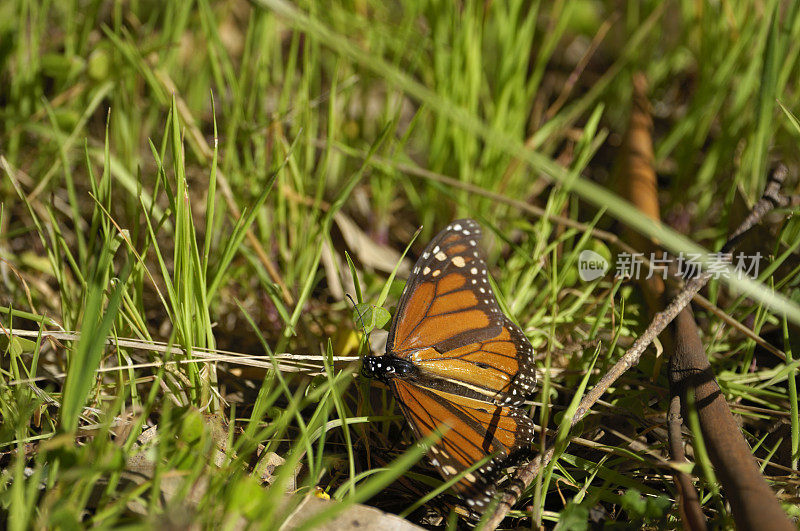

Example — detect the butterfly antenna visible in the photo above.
[346,293,373,353]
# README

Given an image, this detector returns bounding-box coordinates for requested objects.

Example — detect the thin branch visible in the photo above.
[483,165,790,529]
[667,337,708,531]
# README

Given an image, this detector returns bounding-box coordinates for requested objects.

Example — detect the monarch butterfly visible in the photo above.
[362,219,537,516]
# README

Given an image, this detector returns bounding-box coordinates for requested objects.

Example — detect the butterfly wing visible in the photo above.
[387,219,537,405]
[391,378,535,513]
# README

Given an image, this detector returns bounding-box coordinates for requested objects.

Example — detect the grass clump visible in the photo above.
[1,0,799,528]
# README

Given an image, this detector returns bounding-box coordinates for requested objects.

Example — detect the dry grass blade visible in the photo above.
[6,329,358,382]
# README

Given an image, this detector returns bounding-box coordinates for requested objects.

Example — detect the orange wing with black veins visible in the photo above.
[391,379,535,513]
[387,219,537,405]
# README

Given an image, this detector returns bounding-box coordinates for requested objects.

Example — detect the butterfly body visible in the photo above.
[362,354,417,383]
[362,219,537,514]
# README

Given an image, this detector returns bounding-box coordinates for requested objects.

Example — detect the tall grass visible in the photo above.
[1,0,799,527]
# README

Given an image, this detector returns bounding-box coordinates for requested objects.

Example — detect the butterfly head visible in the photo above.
[362,355,416,383]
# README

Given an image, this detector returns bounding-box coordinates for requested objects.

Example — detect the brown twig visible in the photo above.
[483,165,791,529]
[617,73,705,529]
[667,169,795,531]
[667,393,707,530]
[669,300,795,531]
